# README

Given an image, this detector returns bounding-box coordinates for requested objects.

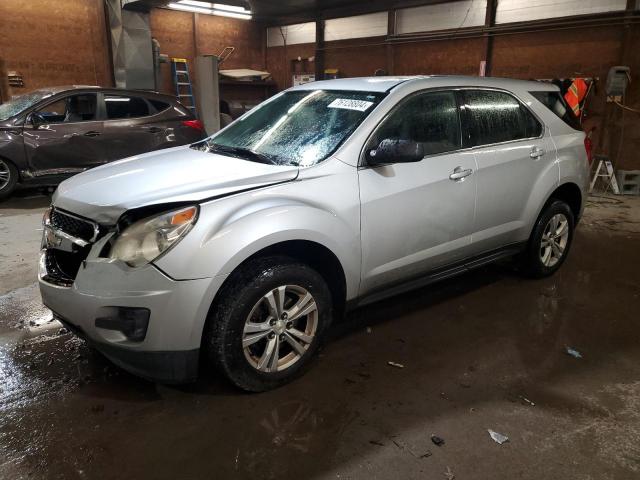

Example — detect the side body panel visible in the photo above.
[23,119,106,174]
[358,151,477,294]
[0,123,27,175]
[470,130,558,251]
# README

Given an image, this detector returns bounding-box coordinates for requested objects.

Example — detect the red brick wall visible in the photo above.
[266,43,315,90]
[393,38,485,75]
[0,0,112,93]
[150,8,265,95]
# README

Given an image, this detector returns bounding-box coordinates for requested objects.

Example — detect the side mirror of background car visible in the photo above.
[367,139,425,166]
[29,113,45,129]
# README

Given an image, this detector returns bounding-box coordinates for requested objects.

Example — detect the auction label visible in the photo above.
[327,98,374,112]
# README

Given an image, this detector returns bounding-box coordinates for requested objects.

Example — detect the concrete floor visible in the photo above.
[1,190,640,480]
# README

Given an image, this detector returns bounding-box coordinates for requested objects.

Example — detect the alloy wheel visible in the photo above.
[539,213,569,267]
[242,285,318,373]
[0,160,10,190]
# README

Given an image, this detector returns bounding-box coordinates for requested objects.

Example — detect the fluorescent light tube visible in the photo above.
[213,3,250,13]
[168,2,212,14]
[178,0,214,7]
[212,9,251,19]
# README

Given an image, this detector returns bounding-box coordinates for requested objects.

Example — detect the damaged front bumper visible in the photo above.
[38,251,223,383]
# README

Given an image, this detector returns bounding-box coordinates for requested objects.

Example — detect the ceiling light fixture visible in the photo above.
[213,3,250,13]
[178,0,214,7]
[169,1,252,19]
[167,2,212,14]
[212,9,251,19]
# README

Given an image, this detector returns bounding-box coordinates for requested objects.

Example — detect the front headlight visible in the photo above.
[109,205,198,267]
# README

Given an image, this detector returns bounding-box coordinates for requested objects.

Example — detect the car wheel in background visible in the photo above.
[521,199,575,278]
[0,159,18,200]
[204,255,333,392]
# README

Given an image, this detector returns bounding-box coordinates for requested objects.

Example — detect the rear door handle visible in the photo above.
[83,131,101,137]
[530,147,546,158]
[449,166,473,181]
[146,127,163,134]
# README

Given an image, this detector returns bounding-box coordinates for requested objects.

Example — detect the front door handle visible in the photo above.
[83,131,101,137]
[530,147,546,158]
[449,166,473,182]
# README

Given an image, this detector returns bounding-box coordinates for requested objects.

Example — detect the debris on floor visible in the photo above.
[519,395,536,406]
[431,434,445,447]
[387,361,404,368]
[444,466,455,480]
[488,429,509,445]
[566,347,583,359]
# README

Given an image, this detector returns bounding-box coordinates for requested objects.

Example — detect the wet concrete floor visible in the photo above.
[1,193,639,479]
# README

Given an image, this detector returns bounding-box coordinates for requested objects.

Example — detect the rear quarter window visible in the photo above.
[149,99,171,113]
[105,95,150,119]
[529,91,582,131]
[462,90,542,147]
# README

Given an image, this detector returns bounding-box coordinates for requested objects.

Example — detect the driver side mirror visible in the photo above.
[29,112,45,129]
[367,139,424,166]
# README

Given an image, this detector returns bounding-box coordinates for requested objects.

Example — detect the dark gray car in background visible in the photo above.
[0,86,206,199]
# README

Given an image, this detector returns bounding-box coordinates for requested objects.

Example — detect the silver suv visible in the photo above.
[39,76,590,391]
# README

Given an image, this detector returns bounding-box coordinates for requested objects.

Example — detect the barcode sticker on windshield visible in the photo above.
[328,98,374,112]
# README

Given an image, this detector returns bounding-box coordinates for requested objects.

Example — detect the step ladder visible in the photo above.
[171,58,197,117]
[589,155,620,195]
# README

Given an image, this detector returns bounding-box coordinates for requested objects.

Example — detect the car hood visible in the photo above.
[53,145,299,224]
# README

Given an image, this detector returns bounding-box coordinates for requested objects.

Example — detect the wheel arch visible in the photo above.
[527,181,582,242]
[211,239,347,320]
[546,182,583,221]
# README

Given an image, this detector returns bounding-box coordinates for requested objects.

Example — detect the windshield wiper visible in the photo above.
[208,143,276,165]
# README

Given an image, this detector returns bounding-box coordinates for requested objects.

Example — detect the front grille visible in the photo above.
[50,209,96,242]
[43,250,75,287]
[42,209,100,287]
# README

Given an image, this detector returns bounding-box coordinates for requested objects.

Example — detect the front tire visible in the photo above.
[521,200,575,278]
[204,256,333,392]
[0,159,18,200]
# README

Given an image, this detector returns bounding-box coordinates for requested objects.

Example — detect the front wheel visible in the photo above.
[521,200,575,278]
[204,256,333,392]
[0,159,18,200]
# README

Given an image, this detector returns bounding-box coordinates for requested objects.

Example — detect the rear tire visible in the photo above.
[204,255,333,392]
[0,159,18,200]
[521,200,575,278]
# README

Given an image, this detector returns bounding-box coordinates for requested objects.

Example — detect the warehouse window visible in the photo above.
[104,95,149,119]
[529,91,581,131]
[462,90,542,147]
[368,91,461,157]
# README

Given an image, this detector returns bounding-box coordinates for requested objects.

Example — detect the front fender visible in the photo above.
[154,160,361,299]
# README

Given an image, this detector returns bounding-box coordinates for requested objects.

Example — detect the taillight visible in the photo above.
[182,119,204,132]
[584,135,593,165]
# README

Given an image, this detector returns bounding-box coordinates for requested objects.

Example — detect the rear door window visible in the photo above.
[461,90,542,147]
[529,91,582,131]
[104,95,150,119]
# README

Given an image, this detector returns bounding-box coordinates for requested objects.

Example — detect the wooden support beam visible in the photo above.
[482,0,497,76]
[315,19,325,80]
[386,9,396,75]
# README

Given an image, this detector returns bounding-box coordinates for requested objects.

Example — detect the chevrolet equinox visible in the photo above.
[39,76,590,391]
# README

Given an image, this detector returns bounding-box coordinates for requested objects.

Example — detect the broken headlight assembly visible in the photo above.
[109,205,198,267]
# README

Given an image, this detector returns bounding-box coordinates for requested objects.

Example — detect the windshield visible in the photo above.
[205,90,386,166]
[0,90,53,121]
